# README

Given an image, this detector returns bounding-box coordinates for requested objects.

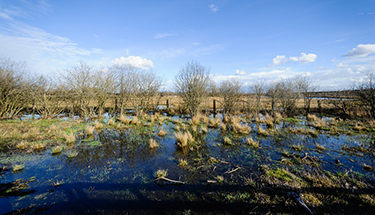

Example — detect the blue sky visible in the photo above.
[0,0,374,91]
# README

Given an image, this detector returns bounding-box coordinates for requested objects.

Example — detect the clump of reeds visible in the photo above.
[257,126,268,136]
[201,126,207,134]
[154,169,168,178]
[232,118,250,135]
[85,125,95,135]
[51,146,63,154]
[274,112,284,124]
[264,115,274,128]
[157,129,167,137]
[16,141,29,150]
[208,117,221,128]
[316,144,325,152]
[190,114,201,126]
[64,132,76,144]
[174,131,194,148]
[223,136,233,145]
[13,164,24,172]
[178,158,188,167]
[93,121,103,129]
[220,122,227,134]
[65,150,78,158]
[107,118,116,126]
[191,125,198,133]
[131,117,140,126]
[246,137,259,148]
[308,114,326,129]
[149,138,159,149]
[119,114,131,124]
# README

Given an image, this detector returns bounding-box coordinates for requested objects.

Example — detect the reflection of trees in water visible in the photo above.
[62,128,159,170]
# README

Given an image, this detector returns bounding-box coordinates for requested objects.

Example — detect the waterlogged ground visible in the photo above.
[0,114,374,214]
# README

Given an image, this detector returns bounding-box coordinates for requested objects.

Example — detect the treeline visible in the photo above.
[1,57,374,120]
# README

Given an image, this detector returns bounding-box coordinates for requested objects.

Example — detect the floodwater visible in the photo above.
[0,117,374,214]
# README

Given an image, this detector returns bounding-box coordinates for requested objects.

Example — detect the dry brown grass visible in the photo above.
[232,117,250,135]
[149,138,159,149]
[85,125,95,135]
[64,132,76,144]
[174,131,194,148]
[94,121,103,129]
[107,118,116,126]
[157,129,167,137]
[246,137,259,148]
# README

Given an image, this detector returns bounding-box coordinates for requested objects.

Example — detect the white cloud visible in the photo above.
[112,56,154,69]
[235,69,246,75]
[344,44,375,57]
[154,33,177,39]
[290,52,317,63]
[272,55,288,65]
[209,4,218,13]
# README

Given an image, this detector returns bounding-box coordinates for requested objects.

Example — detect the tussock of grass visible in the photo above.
[264,115,274,128]
[107,118,116,126]
[174,131,194,148]
[131,117,140,126]
[220,122,227,134]
[246,137,259,148]
[119,114,131,124]
[201,126,207,134]
[157,129,167,137]
[257,126,268,136]
[13,164,24,172]
[178,158,188,167]
[65,150,78,158]
[223,136,233,145]
[94,121,103,129]
[85,125,95,135]
[154,169,168,178]
[316,144,325,151]
[208,117,221,128]
[51,146,63,154]
[64,132,76,144]
[232,117,250,135]
[149,138,159,149]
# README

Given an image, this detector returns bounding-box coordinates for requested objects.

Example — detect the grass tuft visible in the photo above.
[149,138,159,149]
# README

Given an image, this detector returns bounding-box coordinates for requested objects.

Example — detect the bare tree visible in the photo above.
[0,58,31,119]
[60,61,96,118]
[219,78,242,115]
[353,72,375,119]
[249,80,265,116]
[278,78,300,116]
[93,68,118,117]
[266,81,281,116]
[128,69,163,116]
[33,75,66,119]
[174,61,210,116]
[294,76,318,116]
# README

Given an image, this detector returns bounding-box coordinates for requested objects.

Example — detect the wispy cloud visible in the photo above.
[154,33,177,39]
[235,69,246,75]
[209,4,218,13]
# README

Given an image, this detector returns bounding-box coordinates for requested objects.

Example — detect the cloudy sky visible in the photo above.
[0,0,374,90]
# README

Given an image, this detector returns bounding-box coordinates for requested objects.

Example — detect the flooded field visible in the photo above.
[0,114,374,214]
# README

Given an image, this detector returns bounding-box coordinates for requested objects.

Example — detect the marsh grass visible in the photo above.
[13,164,25,172]
[107,118,116,126]
[85,125,95,135]
[154,169,168,178]
[201,125,207,134]
[231,117,250,135]
[149,138,159,149]
[246,137,259,148]
[257,126,268,136]
[64,132,76,144]
[65,150,78,158]
[220,122,227,134]
[51,146,63,154]
[174,131,194,148]
[94,121,104,129]
[223,136,233,145]
[157,129,167,137]
[178,158,188,167]
[208,117,221,128]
